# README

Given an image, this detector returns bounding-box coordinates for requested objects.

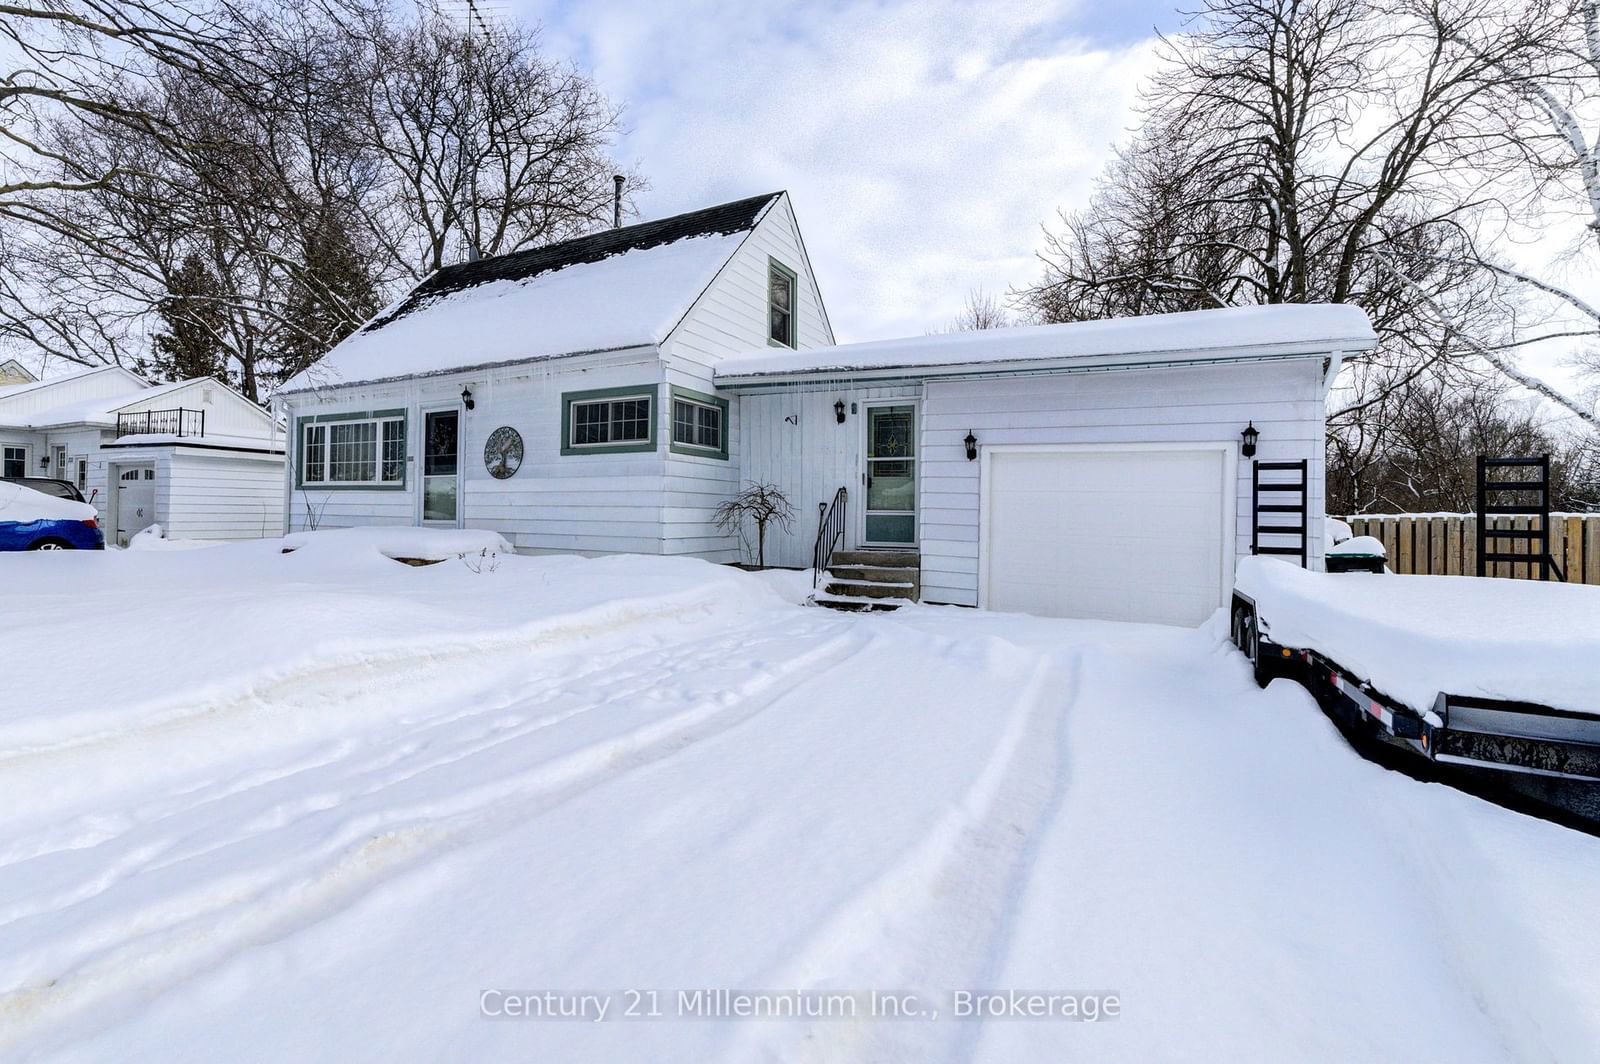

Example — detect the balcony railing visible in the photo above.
[116,407,206,438]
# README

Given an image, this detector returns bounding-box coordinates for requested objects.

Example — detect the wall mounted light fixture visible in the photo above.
[964,430,978,461]
[1240,421,1259,458]
[834,399,846,424]
[461,386,475,411]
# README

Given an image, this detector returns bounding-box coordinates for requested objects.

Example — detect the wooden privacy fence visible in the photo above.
[1344,513,1600,586]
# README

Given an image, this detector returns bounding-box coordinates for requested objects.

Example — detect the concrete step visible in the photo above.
[811,593,905,613]
[825,566,917,585]
[829,549,920,569]
[824,579,916,600]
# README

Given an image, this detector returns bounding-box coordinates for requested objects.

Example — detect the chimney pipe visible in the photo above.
[613,174,624,228]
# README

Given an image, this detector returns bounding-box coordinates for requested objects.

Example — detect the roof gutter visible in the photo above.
[715,338,1376,391]
[272,343,661,399]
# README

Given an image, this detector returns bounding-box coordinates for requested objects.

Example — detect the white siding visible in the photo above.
[659,194,834,560]
[734,381,922,568]
[117,378,278,440]
[163,450,284,541]
[919,360,1327,606]
[42,426,110,523]
[283,349,671,555]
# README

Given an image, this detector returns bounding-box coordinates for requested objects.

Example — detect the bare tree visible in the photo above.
[0,1,634,397]
[943,288,1011,332]
[1019,0,1565,393]
[714,482,794,568]
[344,3,637,280]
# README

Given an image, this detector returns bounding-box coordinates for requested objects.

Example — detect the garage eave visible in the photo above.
[715,340,1369,391]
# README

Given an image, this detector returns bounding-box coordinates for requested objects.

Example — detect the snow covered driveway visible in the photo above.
[2,542,1598,1061]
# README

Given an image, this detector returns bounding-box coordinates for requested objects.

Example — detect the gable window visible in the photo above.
[768,259,797,348]
[2,445,25,478]
[561,386,657,455]
[299,412,406,487]
[669,387,729,459]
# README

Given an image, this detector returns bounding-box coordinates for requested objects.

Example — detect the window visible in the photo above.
[561,387,657,455]
[768,260,797,347]
[75,458,87,491]
[299,412,406,487]
[669,387,728,459]
[2,445,25,479]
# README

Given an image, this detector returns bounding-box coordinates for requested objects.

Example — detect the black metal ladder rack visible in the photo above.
[1252,459,1308,568]
[1477,455,1562,581]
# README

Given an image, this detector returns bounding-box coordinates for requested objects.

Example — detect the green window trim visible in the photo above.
[560,384,660,456]
[768,257,798,348]
[294,411,409,491]
[669,386,730,460]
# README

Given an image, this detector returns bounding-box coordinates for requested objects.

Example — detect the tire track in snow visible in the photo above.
[0,584,756,767]
[714,643,1083,1064]
[0,614,864,1058]
[0,601,838,863]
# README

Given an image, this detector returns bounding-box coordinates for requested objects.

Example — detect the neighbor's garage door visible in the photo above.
[983,447,1230,626]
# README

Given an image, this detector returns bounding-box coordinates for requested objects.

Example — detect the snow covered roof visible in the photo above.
[715,304,1378,385]
[0,376,197,429]
[277,192,784,395]
[0,363,125,402]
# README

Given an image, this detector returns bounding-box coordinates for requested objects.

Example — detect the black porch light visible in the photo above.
[1240,421,1259,458]
[964,430,978,461]
[834,398,846,424]
[461,386,475,411]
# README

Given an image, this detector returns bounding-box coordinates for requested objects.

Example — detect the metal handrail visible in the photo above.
[116,407,205,438]
[812,486,847,589]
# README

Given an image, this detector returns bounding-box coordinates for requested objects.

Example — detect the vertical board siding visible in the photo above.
[733,382,921,568]
[919,360,1328,607]
[1346,513,1600,584]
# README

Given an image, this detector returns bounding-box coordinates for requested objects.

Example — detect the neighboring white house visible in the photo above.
[0,366,285,545]
[274,191,1378,626]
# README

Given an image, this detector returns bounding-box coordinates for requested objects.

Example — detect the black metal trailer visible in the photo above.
[1229,590,1600,784]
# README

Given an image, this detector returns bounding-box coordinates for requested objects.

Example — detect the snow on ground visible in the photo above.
[280,525,513,560]
[1237,556,1600,713]
[1,545,1597,1061]
[125,524,222,552]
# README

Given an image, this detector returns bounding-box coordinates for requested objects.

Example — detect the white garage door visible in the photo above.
[983,447,1231,626]
[116,465,157,546]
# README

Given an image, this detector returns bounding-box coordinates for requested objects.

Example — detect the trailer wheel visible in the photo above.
[1232,602,1273,688]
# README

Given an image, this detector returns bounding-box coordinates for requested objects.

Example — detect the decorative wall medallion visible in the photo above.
[484,426,524,479]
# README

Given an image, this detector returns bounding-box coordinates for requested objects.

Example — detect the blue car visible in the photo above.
[0,481,105,551]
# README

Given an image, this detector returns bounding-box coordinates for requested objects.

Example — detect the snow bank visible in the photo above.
[0,543,781,755]
[0,481,95,522]
[278,232,744,392]
[1236,556,1600,712]
[126,524,221,551]
[281,526,514,561]
[716,303,1377,379]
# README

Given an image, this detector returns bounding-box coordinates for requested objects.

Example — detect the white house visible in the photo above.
[0,366,285,545]
[274,191,1378,626]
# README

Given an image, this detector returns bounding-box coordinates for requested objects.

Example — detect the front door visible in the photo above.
[864,404,916,546]
[421,408,460,524]
[116,465,156,545]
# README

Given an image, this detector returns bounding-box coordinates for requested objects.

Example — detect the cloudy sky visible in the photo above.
[518,0,1178,343]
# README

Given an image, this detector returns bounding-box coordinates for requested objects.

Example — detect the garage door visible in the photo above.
[116,465,157,546]
[983,447,1230,626]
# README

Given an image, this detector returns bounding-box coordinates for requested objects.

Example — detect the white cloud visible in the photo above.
[521,0,1158,341]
